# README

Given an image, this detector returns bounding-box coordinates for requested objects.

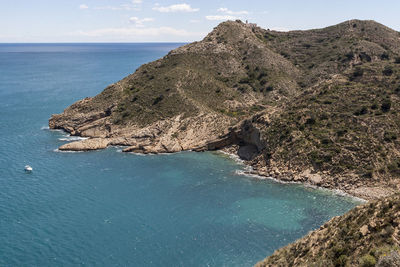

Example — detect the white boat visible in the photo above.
[24,165,33,172]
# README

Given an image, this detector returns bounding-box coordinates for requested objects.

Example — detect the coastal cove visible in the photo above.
[48,20,400,201]
[0,43,361,266]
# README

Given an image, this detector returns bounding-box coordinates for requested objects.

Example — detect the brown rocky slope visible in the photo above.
[49,19,400,199]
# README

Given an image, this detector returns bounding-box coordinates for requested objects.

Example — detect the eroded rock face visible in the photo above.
[237,145,259,161]
[234,120,264,160]
[52,112,239,154]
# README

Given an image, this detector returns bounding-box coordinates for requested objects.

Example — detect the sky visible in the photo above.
[1,0,400,43]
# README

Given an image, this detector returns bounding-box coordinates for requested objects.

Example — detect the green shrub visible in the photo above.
[360,52,371,62]
[310,151,332,165]
[152,94,164,105]
[266,86,274,92]
[117,103,126,112]
[394,85,400,95]
[388,159,400,175]
[121,111,129,118]
[305,117,316,125]
[360,254,376,267]
[354,106,368,116]
[350,67,364,80]
[363,170,373,179]
[395,57,400,64]
[321,138,332,145]
[250,105,264,112]
[383,66,393,76]
[384,131,397,142]
[381,99,392,112]
[381,52,390,60]
[345,52,354,60]
[334,255,348,267]
[239,77,250,84]
[379,225,394,238]
[257,70,267,80]
[336,129,347,137]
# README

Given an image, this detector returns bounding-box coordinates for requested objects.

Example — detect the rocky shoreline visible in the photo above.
[53,129,394,201]
[218,146,393,201]
[247,163,395,201]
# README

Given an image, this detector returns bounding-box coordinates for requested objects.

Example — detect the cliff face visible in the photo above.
[256,194,400,267]
[50,19,400,199]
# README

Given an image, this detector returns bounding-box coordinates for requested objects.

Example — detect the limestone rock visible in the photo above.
[59,138,110,151]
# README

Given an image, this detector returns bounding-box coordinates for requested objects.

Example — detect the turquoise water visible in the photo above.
[0,43,360,266]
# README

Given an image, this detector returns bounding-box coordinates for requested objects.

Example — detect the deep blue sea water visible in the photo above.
[0,43,360,266]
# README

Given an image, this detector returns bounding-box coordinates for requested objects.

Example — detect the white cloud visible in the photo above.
[129,17,154,27]
[205,7,249,21]
[269,27,290,32]
[153,3,199,13]
[205,15,238,21]
[217,8,248,15]
[74,26,205,39]
[79,4,89,9]
[94,1,143,11]
[94,4,140,11]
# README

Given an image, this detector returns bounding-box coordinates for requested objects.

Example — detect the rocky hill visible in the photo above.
[49,20,299,153]
[49,19,400,199]
[256,194,400,267]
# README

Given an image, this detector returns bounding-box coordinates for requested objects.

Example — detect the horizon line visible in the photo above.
[0,42,189,44]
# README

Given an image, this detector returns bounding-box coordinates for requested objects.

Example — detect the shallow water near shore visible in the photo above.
[0,43,361,266]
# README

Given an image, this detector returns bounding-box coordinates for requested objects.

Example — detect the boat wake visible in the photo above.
[58,136,88,141]
[53,149,83,153]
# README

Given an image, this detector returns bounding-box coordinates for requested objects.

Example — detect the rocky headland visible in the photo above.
[50,19,400,200]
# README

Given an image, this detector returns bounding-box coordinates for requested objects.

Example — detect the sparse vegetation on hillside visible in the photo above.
[256,194,400,267]
[251,61,400,187]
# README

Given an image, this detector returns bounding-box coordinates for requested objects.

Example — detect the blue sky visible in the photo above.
[1,0,400,42]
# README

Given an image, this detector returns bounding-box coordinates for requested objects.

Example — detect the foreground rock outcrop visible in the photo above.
[50,19,400,199]
[256,194,400,267]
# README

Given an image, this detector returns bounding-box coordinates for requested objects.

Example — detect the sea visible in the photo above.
[0,43,361,266]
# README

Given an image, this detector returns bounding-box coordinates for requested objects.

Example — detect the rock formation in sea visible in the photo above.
[50,19,400,200]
